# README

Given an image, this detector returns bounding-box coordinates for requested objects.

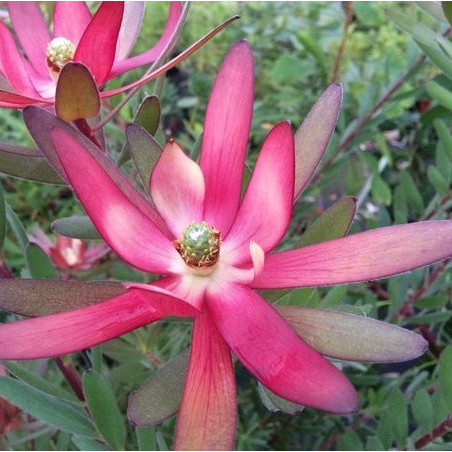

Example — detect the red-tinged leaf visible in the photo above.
[0,279,125,317]
[294,83,343,199]
[56,62,100,121]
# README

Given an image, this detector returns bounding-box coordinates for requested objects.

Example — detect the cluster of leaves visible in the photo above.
[0,2,451,451]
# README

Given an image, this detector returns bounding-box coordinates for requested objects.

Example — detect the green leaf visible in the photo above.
[400,173,424,214]
[387,390,408,447]
[0,376,96,438]
[71,436,110,451]
[135,95,161,136]
[257,383,304,415]
[417,2,448,22]
[417,40,452,79]
[393,185,408,224]
[366,436,385,451]
[26,243,59,280]
[5,361,77,402]
[371,176,392,205]
[428,165,449,193]
[51,216,101,240]
[126,124,162,191]
[266,197,355,302]
[442,1,452,25]
[412,389,435,432]
[0,279,125,316]
[426,80,452,111]
[55,62,100,121]
[318,285,348,308]
[136,427,157,451]
[438,345,452,412]
[0,183,5,251]
[83,370,126,450]
[338,429,363,451]
[5,202,29,253]
[0,142,65,185]
[128,350,189,426]
[414,295,448,309]
[434,120,452,161]
[270,54,313,84]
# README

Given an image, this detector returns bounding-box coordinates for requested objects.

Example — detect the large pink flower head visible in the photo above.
[0,1,181,108]
[0,41,451,449]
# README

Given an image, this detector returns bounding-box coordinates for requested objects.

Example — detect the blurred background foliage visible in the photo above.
[0,1,451,450]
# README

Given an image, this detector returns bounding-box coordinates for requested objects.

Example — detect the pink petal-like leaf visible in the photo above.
[294,83,343,200]
[111,2,182,76]
[23,107,170,234]
[277,306,428,362]
[151,141,205,238]
[74,2,124,86]
[207,285,359,414]
[200,41,254,235]
[53,1,91,47]
[174,311,236,451]
[7,2,51,78]
[0,279,125,317]
[0,287,195,360]
[0,90,47,108]
[55,62,100,121]
[50,128,179,275]
[223,121,294,264]
[0,21,41,98]
[114,1,145,61]
[253,221,452,289]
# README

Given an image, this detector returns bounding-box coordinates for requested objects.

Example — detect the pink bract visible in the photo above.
[1,41,451,450]
[0,1,181,108]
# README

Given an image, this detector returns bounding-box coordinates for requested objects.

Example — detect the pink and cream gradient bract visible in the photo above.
[0,1,181,108]
[0,42,451,450]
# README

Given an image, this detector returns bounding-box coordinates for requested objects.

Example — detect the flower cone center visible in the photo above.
[46,37,75,73]
[175,221,220,269]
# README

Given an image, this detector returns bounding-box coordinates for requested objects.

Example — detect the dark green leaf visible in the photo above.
[438,345,452,412]
[412,389,435,431]
[136,427,157,451]
[400,172,424,213]
[126,124,162,190]
[258,383,303,415]
[135,95,161,136]
[338,429,363,451]
[0,376,96,438]
[83,370,126,450]
[428,165,449,193]
[128,350,189,426]
[442,1,452,25]
[51,216,102,240]
[426,80,452,111]
[26,244,58,280]
[371,176,392,205]
[387,390,408,447]
[5,202,29,253]
[0,183,5,251]
[0,279,125,316]
[414,295,448,309]
[0,142,64,185]
[71,436,110,451]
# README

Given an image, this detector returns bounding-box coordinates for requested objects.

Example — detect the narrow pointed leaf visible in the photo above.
[294,83,343,199]
[5,203,29,253]
[266,197,355,301]
[135,95,161,136]
[0,279,125,317]
[128,349,189,426]
[52,216,102,240]
[0,184,5,251]
[0,142,64,184]
[26,244,59,280]
[443,2,452,25]
[56,63,100,121]
[5,362,77,402]
[277,306,427,362]
[71,436,110,451]
[83,370,126,450]
[426,80,452,110]
[0,377,96,438]
[126,124,162,190]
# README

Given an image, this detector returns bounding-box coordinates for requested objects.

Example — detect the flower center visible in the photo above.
[175,221,220,269]
[46,37,75,73]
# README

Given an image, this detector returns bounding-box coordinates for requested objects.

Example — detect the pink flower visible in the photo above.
[0,1,181,108]
[29,225,109,271]
[1,41,451,449]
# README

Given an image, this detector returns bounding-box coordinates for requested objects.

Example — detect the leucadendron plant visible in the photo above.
[0,41,450,450]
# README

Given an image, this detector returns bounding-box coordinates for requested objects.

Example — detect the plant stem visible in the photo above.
[54,357,85,402]
[414,415,452,450]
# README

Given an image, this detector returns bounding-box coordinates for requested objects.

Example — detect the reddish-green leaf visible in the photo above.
[55,62,100,121]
